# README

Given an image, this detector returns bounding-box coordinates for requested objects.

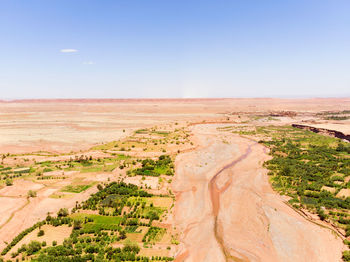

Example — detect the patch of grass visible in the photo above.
[82,222,121,232]
[80,166,105,173]
[0,167,12,172]
[135,129,148,134]
[71,213,122,225]
[61,184,92,193]
[152,131,170,136]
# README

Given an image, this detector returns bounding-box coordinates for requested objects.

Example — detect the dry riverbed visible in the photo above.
[172,124,344,262]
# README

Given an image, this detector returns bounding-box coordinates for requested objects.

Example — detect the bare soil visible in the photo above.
[172,124,344,262]
[1,98,349,153]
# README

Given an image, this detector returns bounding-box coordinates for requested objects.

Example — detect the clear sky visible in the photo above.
[0,0,349,99]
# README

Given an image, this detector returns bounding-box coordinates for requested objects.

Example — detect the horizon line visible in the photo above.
[1,97,350,103]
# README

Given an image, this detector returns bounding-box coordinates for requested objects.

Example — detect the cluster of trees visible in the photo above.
[0,164,33,185]
[96,201,160,224]
[337,143,350,154]
[343,250,350,261]
[69,155,93,163]
[259,126,350,261]
[18,227,172,261]
[35,251,173,261]
[133,155,174,177]
[37,175,66,180]
[5,178,13,186]
[12,240,44,258]
[260,127,350,230]
[0,167,28,184]
[82,182,152,210]
[2,181,173,261]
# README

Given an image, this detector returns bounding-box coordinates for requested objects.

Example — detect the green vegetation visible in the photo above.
[92,127,190,152]
[317,110,350,121]
[58,208,69,217]
[1,217,72,256]
[37,230,45,237]
[0,123,187,261]
[0,166,34,183]
[131,155,174,177]
[63,154,131,173]
[325,116,350,120]
[2,182,175,261]
[218,124,350,260]
[135,129,148,134]
[0,124,189,189]
[5,178,13,186]
[251,125,350,259]
[257,126,350,212]
[71,213,121,224]
[343,251,350,261]
[61,184,92,193]
[142,227,166,243]
[28,190,37,198]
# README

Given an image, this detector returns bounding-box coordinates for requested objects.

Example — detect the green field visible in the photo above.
[61,184,92,193]
[3,182,175,261]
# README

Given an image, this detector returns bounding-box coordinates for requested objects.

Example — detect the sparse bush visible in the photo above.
[26,241,41,255]
[73,220,82,230]
[5,178,13,186]
[37,229,44,237]
[27,190,37,198]
[57,208,68,217]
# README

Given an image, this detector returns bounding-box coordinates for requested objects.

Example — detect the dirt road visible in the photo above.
[172,124,344,262]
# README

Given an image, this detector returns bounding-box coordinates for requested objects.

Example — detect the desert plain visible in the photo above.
[1,98,350,261]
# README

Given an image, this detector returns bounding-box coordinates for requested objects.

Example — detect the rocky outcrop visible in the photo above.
[292,124,350,142]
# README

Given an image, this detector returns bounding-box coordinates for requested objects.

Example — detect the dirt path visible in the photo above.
[172,124,344,262]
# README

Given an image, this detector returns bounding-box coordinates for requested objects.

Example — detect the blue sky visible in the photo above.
[0,0,349,98]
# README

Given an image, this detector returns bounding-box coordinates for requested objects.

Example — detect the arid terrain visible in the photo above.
[1,98,350,154]
[1,98,350,261]
[173,124,343,261]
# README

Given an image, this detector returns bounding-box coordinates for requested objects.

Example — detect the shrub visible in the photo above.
[343,251,350,261]
[73,220,82,230]
[317,208,327,221]
[5,178,13,186]
[123,240,140,253]
[57,208,69,217]
[37,229,45,237]
[27,190,37,198]
[26,241,41,255]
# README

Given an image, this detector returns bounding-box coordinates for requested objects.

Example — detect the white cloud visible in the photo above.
[83,61,94,65]
[60,49,78,53]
